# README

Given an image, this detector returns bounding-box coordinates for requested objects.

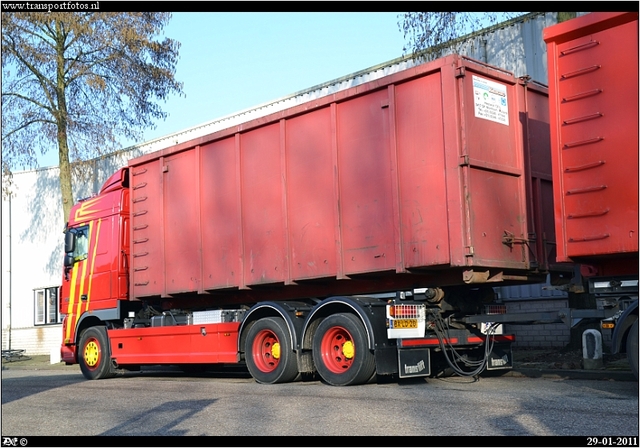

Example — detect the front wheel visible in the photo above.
[78,326,115,380]
[626,317,638,381]
[245,317,299,384]
[312,313,375,386]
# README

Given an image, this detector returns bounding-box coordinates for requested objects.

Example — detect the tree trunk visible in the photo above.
[58,137,73,223]
[55,19,74,223]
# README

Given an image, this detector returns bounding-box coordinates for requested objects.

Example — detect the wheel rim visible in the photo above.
[251,329,281,373]
[320,325,355,374]
[84,339,101,369]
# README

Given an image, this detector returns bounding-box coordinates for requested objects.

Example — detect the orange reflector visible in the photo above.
[601,322,615,329]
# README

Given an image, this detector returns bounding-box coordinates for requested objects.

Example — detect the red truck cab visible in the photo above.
[60,168,130,364]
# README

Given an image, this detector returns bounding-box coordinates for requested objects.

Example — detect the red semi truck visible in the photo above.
[59,12,638,385]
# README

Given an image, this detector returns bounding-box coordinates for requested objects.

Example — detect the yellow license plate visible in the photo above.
[393,319,418,329]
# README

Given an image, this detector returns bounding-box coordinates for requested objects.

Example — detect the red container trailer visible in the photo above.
[127,55,552,299]
[544,11,639,379]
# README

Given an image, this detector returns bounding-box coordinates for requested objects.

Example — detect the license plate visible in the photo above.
[392,319,418,329]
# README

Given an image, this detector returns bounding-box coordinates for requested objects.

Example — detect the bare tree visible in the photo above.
[2,12,183,221]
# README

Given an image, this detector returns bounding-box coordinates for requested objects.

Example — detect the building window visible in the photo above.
[34,287,61,326]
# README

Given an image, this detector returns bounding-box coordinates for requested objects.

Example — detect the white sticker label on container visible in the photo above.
[472,75,509,126]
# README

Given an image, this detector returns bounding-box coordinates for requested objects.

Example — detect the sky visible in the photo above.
[38,12,408,167]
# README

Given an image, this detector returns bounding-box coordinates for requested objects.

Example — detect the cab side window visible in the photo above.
[73,226,89,262]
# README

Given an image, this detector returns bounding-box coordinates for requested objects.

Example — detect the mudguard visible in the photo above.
[611,300,638,354]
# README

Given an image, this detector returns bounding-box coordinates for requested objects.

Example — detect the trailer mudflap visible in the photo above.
[486,343,513,370]
[398,348,431,378]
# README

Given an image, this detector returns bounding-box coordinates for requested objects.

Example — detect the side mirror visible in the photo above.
[64,230,75,253]
[64,253,75,268]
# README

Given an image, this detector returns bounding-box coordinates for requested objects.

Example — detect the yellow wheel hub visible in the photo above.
[84,341,100,367]
[271,342,281,360]
[342,340,355,359]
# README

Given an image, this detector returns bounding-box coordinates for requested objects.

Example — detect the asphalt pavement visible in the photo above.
[2,350,636,382]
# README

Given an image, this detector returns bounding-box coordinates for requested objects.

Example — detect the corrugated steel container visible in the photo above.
[128,54,553,299]
[544,12,639,274]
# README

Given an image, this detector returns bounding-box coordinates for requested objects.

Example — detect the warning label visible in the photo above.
[472,75,509,126]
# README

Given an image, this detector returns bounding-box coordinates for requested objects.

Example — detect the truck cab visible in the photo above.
[60,168,130,364]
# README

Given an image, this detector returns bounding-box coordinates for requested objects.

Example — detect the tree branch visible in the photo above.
[2,91,54,114]
[2,117,55,140]
[3,39,57,111]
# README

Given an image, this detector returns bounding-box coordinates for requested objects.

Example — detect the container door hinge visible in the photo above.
[502,230,531,247]
[455,66,466,78]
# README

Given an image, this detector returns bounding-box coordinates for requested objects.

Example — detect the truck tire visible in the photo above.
[627,318,638,381]
[245,317,299,384]
[78,326,115,380]
[312,313,375,386]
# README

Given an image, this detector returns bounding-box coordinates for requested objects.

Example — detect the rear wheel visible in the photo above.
[312,313,375,386]
[245,317,299,384]
[626,317,638,381]
[78,326,115,380]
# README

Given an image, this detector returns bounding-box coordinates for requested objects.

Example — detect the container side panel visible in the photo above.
[337,89,396,275]
[461,70,528,268]
[468,169,526,268]
[395,72,451,267]
[441,64,466,267]
[201,137,242,290]
[241,123,286,285]
[540,180,556,264]
[554,20,638,259]
[285,107,337,280]
[527,87,552,182]
[131,160,164,297]
[163,150,201,294]
[525,85,555,268]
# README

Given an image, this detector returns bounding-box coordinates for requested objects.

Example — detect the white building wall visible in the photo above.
[2,325,62,356]
[2,168,64,353]
[1,153,137,355]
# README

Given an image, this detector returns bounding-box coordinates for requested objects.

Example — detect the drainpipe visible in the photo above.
[7,195,11,351]
[482,38,488,64]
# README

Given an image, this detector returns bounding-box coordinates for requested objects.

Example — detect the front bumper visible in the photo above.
[61,344,77,365]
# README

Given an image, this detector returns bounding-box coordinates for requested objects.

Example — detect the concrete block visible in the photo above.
[50,346,61,364]
[582,329,603,370]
